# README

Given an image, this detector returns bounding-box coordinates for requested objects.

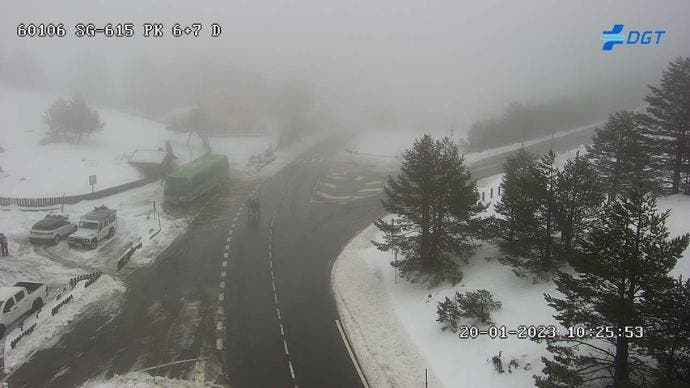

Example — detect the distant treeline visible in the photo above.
[466,96,626,152]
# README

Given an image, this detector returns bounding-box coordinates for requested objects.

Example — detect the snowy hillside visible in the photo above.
[0,88,281,197]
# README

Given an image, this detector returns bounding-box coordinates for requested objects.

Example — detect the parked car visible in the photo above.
[29,214,77,245]
[67,206,117,249]
[0,282,48,338]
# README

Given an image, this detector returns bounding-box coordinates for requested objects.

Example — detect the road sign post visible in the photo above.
[89,175,97,193]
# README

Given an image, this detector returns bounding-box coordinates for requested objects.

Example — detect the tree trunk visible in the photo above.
[672,128,686,194]
[420,203,431,268]
[613,334,630,387]
[672,145,681,194]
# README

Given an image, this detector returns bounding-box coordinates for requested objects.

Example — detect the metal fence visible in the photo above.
[0,177,158,208]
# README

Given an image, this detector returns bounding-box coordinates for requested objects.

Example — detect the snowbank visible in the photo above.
[332,224,443,388]
[81,371,209,388]
[463,124,598,164]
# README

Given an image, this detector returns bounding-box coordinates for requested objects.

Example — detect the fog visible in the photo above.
[2,0,689,136]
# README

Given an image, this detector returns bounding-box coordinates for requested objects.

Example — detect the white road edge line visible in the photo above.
[288,360,296,379]
[335,319,370,388]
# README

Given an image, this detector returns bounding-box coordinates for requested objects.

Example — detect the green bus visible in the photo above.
[164,153,229,204]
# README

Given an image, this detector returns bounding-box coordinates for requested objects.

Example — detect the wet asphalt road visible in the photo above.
[5,137,384,388]
[224,139,384,387]
[4,130,594,387]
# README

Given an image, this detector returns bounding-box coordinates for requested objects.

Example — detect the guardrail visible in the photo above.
[117,239,143,271]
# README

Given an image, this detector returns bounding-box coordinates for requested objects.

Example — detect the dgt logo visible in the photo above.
[600,24,666,51]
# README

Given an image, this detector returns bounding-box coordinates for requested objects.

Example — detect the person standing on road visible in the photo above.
[0,233,7,256]
[245,197,255,223]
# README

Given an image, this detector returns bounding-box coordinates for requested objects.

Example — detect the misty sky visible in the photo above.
[2,0,689,131]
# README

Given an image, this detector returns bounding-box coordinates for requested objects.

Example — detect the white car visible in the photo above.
[0,282,48,338]
[67,206,117,249]
[29,214,77,245]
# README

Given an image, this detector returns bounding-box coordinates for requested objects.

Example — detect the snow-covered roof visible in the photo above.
[0,286,23,301]
[128,149,168,165]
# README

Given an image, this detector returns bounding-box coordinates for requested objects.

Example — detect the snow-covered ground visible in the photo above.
[0,181,187,279]
[81,372,210,388]
[0,181,185,374]
[3,275,126,373]
[0,88,284,197]
[333,144,690,388]
[0,87,327,375]
[348,124,599,171]
[463,123,599,165]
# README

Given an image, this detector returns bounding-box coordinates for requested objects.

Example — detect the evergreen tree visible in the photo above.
[494,148,539,255]
[43,94,104,144]
[535,191,689,388]
[532,150,558,270]
[586,111,660,199]
[436,296,461,332]
[643,276,690,387]
[498,151,561,276]
[554,151,603,255]
[645,57,690,194]
[374,134,484,286]
[436,289,502,328]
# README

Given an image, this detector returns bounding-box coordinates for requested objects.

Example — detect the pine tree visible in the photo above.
[643,276,690,387]
[586,111,660,199]
[436,296,461,332]
[43,95,104,144]
[436,289,501,328]
[535,191,689,388]
[645,57,690,194]
[454,289,501,324]
[532,150,558,270]
[374,134,485,286]
[554,152,603,255]
[494,148,539,255]
[67,94,105,144]
[498,150,561,276]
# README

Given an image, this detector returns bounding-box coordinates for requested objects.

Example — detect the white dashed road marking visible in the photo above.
[268,210,299,387]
